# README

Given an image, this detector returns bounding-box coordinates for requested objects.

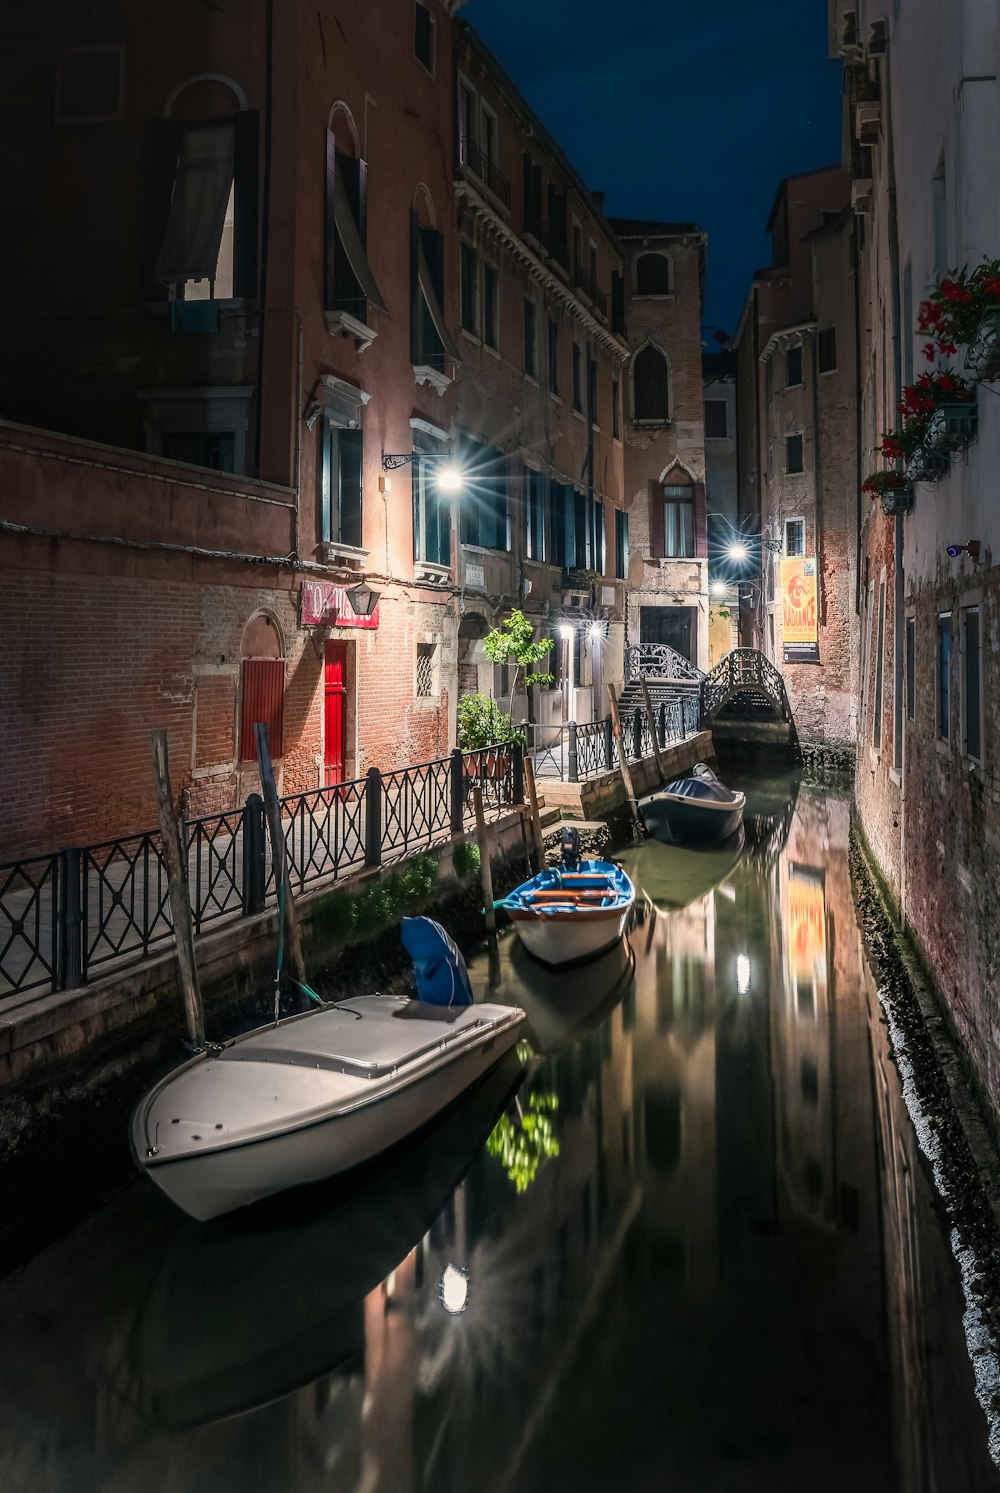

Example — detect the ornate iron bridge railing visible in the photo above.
[625,643,706,683]
[700,648,793,722]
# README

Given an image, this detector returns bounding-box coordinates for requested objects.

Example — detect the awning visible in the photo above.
[334,171,388,315]
[154,123,235,284]
[418,239,462,364]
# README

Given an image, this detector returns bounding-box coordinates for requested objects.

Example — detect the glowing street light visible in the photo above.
[736,953,752,996]
[710,579,728,599]
[435,463,465,493]
[727,540,749,564]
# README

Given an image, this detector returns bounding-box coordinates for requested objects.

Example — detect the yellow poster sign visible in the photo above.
[781,556,818,662]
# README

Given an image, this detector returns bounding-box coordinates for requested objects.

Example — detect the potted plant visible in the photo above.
[861,470,914,517]
[480,607,554,719]
[917,258,1000,379]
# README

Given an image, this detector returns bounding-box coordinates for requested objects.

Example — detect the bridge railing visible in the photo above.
[700,649,792,723]
[625,643,706,683]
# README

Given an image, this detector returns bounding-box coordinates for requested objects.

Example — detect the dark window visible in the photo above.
[592,497,605,575]
[326,146,373,322]
[965,606,981,759]
[459,442,509,551]
[937,613,951,741]
[589,358,598,427]
[786,434,804,473]
[414,2,434,71]
[523,298,537,378]
[572,343,583,411]
[818,327,837,373]
[240,658,284,761]
[410,213,453,371]
[548,318,559,393]
[786,344,803,386]
[548,185,568,265]
[522,152,543,237]
[704,399,728,438]
[572,222,583,281]
[483,263,498,349]
[412,436,450,567]
[615,509,629,579]
[549,480,567,567]
[460,241,478,334]
[320,420,363,548]
[633,345,670,423]
[873,580,886,749]
[160,430,235,471]
[574,490,590,570]
[663,488,694,559]
[611,269,625,334]
[785,518,805,556]
[905,616,915,720]
[612,379,621,439]
[635,252,671,295]
[526,471,546,561]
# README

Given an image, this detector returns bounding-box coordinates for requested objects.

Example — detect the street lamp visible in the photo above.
[381,449,465,492]
[346,580,380,618]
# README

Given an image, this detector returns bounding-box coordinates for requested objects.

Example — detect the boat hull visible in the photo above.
[132,1000,525,1221]
[640,789,745,845]
[508,902,631,967]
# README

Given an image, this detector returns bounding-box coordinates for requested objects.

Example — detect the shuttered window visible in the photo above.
[240,658,284,760]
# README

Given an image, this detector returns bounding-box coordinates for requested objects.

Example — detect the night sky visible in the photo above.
[464,0,843,339]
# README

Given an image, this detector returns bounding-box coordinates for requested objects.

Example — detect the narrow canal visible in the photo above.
[0,771,996,1492]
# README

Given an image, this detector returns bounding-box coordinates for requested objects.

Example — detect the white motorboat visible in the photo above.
[131,993,526,1222]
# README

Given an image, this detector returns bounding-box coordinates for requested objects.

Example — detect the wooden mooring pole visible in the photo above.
[523,757,546,870]
[255,721,307,987]
[473,786,497,942]
[151,730,205,1049]
[607,684,640,825]
[640,678,666,785]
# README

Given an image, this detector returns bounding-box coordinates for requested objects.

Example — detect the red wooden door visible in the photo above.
[324,641,348,787]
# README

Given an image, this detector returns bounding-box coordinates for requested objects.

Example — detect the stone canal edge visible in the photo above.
[852,820,1000,1464]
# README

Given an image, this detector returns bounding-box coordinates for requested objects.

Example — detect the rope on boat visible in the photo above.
[273,875,323,1022]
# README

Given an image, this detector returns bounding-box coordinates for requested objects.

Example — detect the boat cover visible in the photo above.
[401,916,474,1007]
[664,776,737,804]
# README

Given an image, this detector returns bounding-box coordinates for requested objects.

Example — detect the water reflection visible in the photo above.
[0,777,996,1492]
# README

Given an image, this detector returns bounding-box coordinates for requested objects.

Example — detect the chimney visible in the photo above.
[593,190,605,212]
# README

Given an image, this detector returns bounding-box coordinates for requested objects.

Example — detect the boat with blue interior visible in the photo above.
[497,827,636,968]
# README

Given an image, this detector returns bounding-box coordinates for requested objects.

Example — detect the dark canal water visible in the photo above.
[1,772,997,1492]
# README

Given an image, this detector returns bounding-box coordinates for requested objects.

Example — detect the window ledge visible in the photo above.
[632,292,675,301]
[483,342,501,360]
[632,418,672,429]
[571,407,586,422]
[413,561,451,587]
[326,309,378,352]
[460,327,481,346]
[413,363,453,394]
[318,540,370,568]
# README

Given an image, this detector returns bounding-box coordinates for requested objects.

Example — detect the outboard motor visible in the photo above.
[560,825,582,872]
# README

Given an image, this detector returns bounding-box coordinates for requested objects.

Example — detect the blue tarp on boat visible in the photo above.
[401,917,474,1007]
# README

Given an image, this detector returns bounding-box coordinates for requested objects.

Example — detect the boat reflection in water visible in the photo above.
[470,934,635,1056]
[624,827,745,914]
[136,1051,525,1429]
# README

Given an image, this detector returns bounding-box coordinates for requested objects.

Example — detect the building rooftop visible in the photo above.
[609,218,703,239]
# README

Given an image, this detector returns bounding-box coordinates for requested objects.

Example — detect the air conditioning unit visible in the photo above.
[856,103,882,145]
[851,177,873,215]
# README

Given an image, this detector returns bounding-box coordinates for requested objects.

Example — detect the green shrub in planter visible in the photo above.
[453,842,481,881]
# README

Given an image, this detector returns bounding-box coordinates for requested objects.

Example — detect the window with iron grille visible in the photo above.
[784,517,805,556]
[240,658,284,760]
[416,643,436,698]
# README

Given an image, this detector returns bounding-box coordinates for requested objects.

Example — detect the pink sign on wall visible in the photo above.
[301,580,380,629]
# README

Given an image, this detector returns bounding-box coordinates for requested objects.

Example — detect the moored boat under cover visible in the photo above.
[499,859,635,968]
[639,763,746,845]
[132,995,525,1221]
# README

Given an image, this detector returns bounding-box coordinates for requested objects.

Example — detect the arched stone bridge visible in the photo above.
[700,650,801,760]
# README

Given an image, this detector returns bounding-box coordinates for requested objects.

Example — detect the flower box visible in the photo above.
[905,445,949,484]
[879,486,913,518]
[923,400,978,453]
[964,306,1000,381]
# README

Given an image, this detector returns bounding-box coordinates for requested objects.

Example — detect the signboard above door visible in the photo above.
[301,580,380,629]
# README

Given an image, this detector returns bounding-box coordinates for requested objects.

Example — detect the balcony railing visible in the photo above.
[459,138,512,210]
[576,273,608,318]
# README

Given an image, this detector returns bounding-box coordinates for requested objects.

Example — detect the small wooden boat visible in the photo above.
[639,762,746,845]
[132,918,525,1221]
[497,829,635,968]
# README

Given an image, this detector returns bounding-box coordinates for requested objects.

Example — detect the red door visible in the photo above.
[324,641,348,787]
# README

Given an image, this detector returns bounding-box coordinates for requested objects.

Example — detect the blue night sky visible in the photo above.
[463,0,844,339]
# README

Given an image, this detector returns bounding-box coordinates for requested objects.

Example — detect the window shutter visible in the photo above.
[142,118,181,300]
[357,158,369,248]
[325,131,337,310]
[649,479,664,558]
[233,110,260,298]
[409,210,421,362]
[564,485,576,568]
[423,226,445,305]
[693,481,707,558]
[240,658,285,761]
[593,498,605,575]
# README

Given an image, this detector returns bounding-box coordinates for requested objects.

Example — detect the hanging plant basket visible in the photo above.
[963,306,1000,381]
[905,445,949,484]
[923,399,978,453]
[879,484,914,517]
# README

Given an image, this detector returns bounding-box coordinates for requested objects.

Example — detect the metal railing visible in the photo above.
[525,699,699,783]
[700,648,791,722]
[625,643,706,683]
[0,744,520,1006]
[458,138,512,209]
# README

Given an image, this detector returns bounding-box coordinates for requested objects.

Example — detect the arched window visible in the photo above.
[632,344,671,424]
[634,251,672,296]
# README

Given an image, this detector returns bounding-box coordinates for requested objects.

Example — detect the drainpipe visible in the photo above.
[883,43,907,921]
[253,0,274,479]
